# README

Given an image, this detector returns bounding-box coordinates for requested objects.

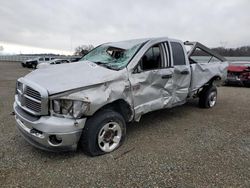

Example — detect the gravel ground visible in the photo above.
[0,61,249,187]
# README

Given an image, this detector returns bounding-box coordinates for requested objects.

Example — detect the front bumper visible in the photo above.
[14,102,87,152]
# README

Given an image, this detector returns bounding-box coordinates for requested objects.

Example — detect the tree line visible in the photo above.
[212,46,250,57]
[74,45,94,56]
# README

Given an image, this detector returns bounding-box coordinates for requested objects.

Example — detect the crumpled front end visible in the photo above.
[50,69,134,121]
[14,102,86,151]
[14,78,86,152]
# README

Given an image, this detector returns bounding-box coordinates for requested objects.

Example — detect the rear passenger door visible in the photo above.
[170,41,191,105]
[129,43,175,118]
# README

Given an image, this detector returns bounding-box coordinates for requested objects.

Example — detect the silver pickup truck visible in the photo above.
[14,37,228,156]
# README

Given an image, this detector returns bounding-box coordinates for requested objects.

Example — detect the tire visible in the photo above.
[33,63,37,69]
[199,85,217,108]
[244,81,250,87]
[79,109,126,156]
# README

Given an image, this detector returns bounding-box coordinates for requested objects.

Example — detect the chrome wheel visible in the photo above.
[208,91,217,107]
[98,121,122,152]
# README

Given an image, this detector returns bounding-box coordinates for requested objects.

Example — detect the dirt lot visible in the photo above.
[0,61,249,187]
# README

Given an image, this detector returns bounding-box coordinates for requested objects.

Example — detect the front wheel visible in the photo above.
[199,85,217,108]
[32,63,37,69]
[79,109,126,156]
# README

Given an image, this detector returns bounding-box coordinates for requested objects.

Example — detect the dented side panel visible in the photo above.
[190,61,228,92]
[172,66,191,105]
[61,70,134,118]
[129,68,174,121]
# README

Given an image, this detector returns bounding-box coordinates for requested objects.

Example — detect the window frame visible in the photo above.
[133,42,170,73]
[163,42,172,68]
[170,42,186,66]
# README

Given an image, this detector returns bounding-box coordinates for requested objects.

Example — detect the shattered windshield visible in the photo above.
[81,43,143,70]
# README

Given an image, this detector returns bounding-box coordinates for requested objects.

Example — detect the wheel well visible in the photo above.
[94,99,133,122]
[208,76,221,85]
[195,76,221,97]
[202,76,221,88]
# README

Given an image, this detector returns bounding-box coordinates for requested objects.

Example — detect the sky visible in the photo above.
[0,0,249,55]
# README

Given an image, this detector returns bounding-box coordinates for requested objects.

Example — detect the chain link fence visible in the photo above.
[0,55,80,62]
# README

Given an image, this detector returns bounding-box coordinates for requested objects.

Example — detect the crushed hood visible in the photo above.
[24,61,120,95]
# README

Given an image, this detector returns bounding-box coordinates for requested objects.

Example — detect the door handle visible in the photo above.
[180,70,189,75]
[161,74,172,79]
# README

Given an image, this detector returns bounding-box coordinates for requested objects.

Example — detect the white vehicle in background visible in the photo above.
[37,59,70,69]
[22,57,55,68]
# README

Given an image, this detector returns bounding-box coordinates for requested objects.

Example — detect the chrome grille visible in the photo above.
[16,81,48,116]
[26,86,41,101]
[24,97,41,112]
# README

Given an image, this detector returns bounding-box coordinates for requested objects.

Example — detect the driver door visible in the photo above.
[129,43,174,120]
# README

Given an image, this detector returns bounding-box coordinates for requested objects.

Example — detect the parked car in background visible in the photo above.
[69,57,81,62]
[37,59,70,69]
[14,37,228,156]
[22,57,55,68]
[225,61,250,86]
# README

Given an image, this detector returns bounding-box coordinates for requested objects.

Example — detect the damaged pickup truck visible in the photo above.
[14,37,228,156]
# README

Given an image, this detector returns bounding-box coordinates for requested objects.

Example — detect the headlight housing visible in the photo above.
[51,99,89,119]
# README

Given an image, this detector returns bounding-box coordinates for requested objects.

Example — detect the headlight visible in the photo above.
[52,99,89,119]
[16,81,23,93]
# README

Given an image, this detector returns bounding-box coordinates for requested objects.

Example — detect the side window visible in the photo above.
[45,57,50,61]
[171,42,186,66]
[39,58,43,61]
[140,44,163,71]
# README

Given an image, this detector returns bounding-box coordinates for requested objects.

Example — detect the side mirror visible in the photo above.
[133,59,143,74]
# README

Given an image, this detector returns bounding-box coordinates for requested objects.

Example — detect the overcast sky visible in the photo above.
[0,0,249,54]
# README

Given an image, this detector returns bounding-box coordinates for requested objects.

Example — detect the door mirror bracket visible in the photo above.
[133,60,143,74]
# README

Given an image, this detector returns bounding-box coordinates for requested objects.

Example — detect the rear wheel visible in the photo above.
[199,85,217,108]
[79,109,126,156]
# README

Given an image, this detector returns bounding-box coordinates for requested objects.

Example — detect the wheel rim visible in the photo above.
[208,91,217,107]
[98,121,122,152]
